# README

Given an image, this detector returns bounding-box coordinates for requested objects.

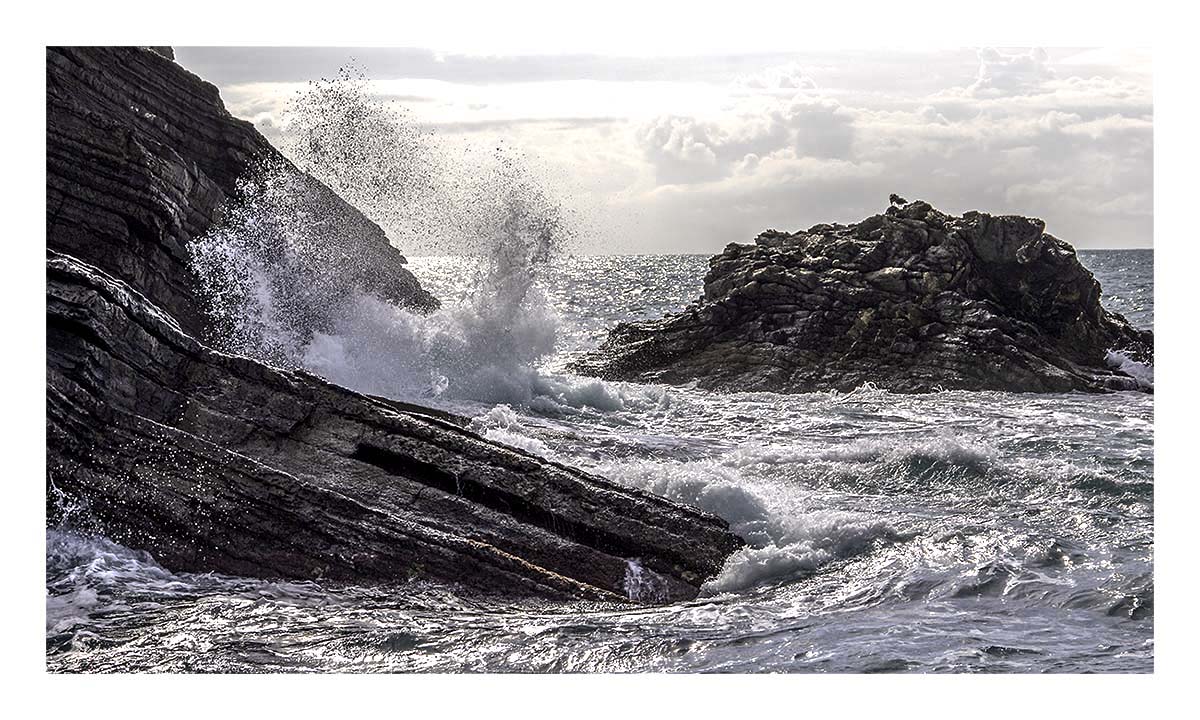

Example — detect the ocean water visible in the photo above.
[46,249,1153,673]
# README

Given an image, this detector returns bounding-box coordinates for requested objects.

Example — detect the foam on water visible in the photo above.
[703,512,902,594]
[467,404,552,456]
[816,435,999,471]
[45,530,175,638]
[1106,350,1154,390]
[593,452,905,593]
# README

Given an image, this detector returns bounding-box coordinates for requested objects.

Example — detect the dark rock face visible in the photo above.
[575,200,1153,393]
[48,253,742,601]
[46,46,436,340]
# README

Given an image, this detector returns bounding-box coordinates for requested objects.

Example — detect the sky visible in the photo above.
[175,46,1153,253]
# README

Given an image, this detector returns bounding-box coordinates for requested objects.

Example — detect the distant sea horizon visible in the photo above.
[403,247,1154,257]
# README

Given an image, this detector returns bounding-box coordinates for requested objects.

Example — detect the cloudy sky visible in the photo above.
[176,46,1152,253]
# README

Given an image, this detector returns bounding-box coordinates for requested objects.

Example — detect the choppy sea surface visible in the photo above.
[46,249,1153,673]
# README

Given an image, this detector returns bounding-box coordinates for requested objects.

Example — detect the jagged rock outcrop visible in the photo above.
[48,253,742,601]
[46,46,436,340]
[575,200,1153,394]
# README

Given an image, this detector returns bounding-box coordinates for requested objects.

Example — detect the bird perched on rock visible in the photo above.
[889,193,908,207]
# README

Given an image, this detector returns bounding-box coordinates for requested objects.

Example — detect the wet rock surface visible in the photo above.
[575,200,1153,393]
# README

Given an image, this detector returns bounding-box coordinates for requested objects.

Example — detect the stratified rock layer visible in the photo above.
[46,46,436,339]
[48,253,742,601]
[575,200,1153,393]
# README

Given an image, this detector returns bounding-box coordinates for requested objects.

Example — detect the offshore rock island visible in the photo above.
[45,46,741,602]
[574,200,1153,393]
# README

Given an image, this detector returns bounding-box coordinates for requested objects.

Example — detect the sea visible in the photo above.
[46,249,1153,673]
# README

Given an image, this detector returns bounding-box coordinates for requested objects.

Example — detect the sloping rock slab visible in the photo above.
[47,252,743,602]
[574,200,1153,394]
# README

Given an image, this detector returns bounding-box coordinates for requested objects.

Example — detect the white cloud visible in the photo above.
[734,61,819,91]
[918,105,950,125]
[635,92,856,186]
[1059,114,1153,139]
[967,47,1054,97]
[636,116,722,184]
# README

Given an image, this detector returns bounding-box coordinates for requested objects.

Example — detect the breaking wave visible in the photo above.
[46,529,178,639]
[703,513,901,594]
[594,454,904,594]
[818,436,996,467]
[1106,350,1154,391]
[467,404,552,456]
[46,529,345,659]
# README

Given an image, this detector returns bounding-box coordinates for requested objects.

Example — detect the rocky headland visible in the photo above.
[574,200,1153,394]
[45,47,742,602]
[47,46,436,341]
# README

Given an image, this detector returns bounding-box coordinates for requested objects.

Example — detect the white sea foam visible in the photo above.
[1106,350,1154,390]
[46,530,327,645]
[671,435,998,479]
[295,288,647,413]
[468,405,552,456]
[817,436,999,471]
[702,512,900,594]
[301,282,558,402]
[45,530,180,636]
[596,454,902,593]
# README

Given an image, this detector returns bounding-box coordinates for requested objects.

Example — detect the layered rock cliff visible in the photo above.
[574,200,1153,394]
[46,46,436,340]
[45,47,743,601]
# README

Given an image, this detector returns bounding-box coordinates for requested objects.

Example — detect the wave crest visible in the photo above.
[596,455,903,593]
[1105,350,1153,390]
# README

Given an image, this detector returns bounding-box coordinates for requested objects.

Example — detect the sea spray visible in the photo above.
[280,63,438,252]
[188,158,362,365]
[280,62,574,268]
[1105,350,1154,390]
[188,64,605,409]
[623,559,669,603]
